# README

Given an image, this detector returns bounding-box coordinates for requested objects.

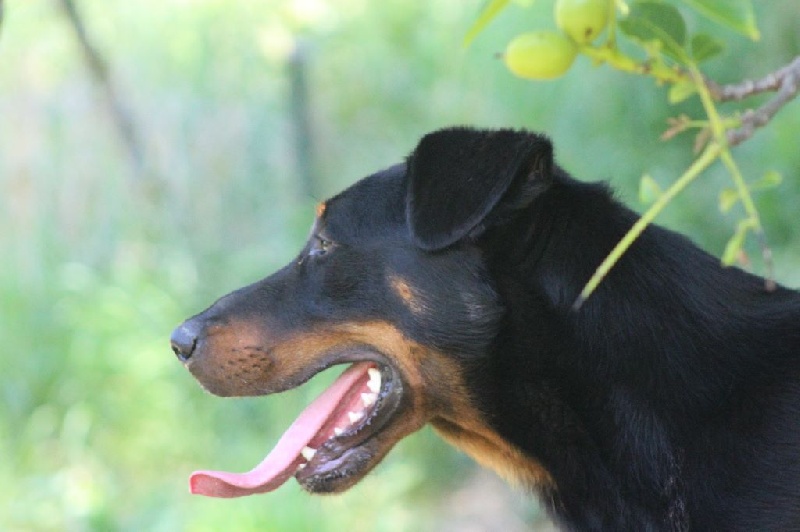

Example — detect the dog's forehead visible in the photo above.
[322,163,407,240]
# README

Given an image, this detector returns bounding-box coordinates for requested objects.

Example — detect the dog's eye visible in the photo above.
[309,237,333,257]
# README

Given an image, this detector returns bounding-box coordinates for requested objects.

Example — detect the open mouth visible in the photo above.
[189,360,405,498]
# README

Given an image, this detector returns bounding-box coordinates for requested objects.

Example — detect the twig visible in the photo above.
[706,56,800,147]
[719,150,776,290]
[573,142,723,311]
[707,56,800,101]
[727,74,799,147]
[695,65,778,290]
[58,0,145,177]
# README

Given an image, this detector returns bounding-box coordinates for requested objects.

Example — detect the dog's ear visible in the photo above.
[406,127,553,251]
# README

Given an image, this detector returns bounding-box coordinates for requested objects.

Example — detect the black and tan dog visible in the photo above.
[171,127,800,530]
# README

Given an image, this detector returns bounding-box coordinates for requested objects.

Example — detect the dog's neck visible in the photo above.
[474,174,699,526]
[469,171,800,527]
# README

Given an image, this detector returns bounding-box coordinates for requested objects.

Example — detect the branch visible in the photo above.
[707,56,800,101]
[728,71,799,147]
[707,55,800,147]
[694,66,777,290]
[58,0,145,177]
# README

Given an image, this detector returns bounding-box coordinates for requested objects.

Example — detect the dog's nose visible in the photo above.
[171,320,200,362]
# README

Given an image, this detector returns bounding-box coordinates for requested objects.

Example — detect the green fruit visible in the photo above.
[555,0,611,44]
[504,31,578,80]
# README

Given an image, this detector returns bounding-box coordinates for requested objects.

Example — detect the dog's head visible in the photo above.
[171,128,555,497]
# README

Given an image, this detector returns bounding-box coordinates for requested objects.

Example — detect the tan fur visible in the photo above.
[388,276,426,315]
[192,318,554,490]
[432,417,554,489]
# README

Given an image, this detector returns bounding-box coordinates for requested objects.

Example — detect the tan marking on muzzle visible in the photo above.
[186,319,277,396]
[190,318,554,491]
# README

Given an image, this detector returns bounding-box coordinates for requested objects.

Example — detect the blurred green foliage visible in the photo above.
[0,1,797,530]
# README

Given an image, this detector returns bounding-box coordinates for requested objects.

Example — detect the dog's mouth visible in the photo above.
[189,359,406,497]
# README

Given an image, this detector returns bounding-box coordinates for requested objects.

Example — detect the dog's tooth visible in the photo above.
[367,368,381,393]
[296,463,307,472]
[301,446,316,461]
[334,427,344,436]
[348,411,364,424]
[361,392,377,407]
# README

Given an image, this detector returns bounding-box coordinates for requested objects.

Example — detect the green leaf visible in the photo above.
[721,226,745,266]
[719,172,782,214]
[463,0,512,47]
[718,188,739,213]
[681,0,760,40]
[751,170,782,190]
[691,33,724,63]
[638,174,663,205]
[721,218,756,266]
[619,2,689,63]
[668,80,696,103]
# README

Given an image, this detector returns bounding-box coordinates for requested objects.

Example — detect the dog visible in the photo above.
[171,127,800,530]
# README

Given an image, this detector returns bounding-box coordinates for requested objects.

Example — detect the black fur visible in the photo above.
[406,128,800,530]
[412,131,800,530]
[175,127,800,529]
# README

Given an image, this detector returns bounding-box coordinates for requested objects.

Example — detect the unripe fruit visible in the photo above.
[503,31,578,80]
[555,0,611,44]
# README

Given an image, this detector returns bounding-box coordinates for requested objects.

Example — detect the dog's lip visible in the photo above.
[294,361,405,487]
[185,341,393,397]
[256,344,400,396]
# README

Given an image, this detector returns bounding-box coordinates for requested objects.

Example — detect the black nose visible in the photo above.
[171,320,200,362]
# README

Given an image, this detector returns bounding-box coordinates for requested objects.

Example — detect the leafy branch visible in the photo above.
[466,0,798,309]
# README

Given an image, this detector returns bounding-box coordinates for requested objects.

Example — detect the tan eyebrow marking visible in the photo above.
[316,202,326,218]
[389,275,426,316]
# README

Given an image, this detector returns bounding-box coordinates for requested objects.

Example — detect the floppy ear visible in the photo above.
[406,127,553,251]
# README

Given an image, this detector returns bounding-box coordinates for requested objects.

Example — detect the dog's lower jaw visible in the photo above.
[295,444,377,493]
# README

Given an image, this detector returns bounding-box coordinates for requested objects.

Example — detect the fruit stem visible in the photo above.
[581,45,688,84]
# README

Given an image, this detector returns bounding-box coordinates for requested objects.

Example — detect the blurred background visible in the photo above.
[0,1,798,530]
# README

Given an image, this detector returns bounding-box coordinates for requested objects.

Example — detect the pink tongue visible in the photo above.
[190,362,373,498]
